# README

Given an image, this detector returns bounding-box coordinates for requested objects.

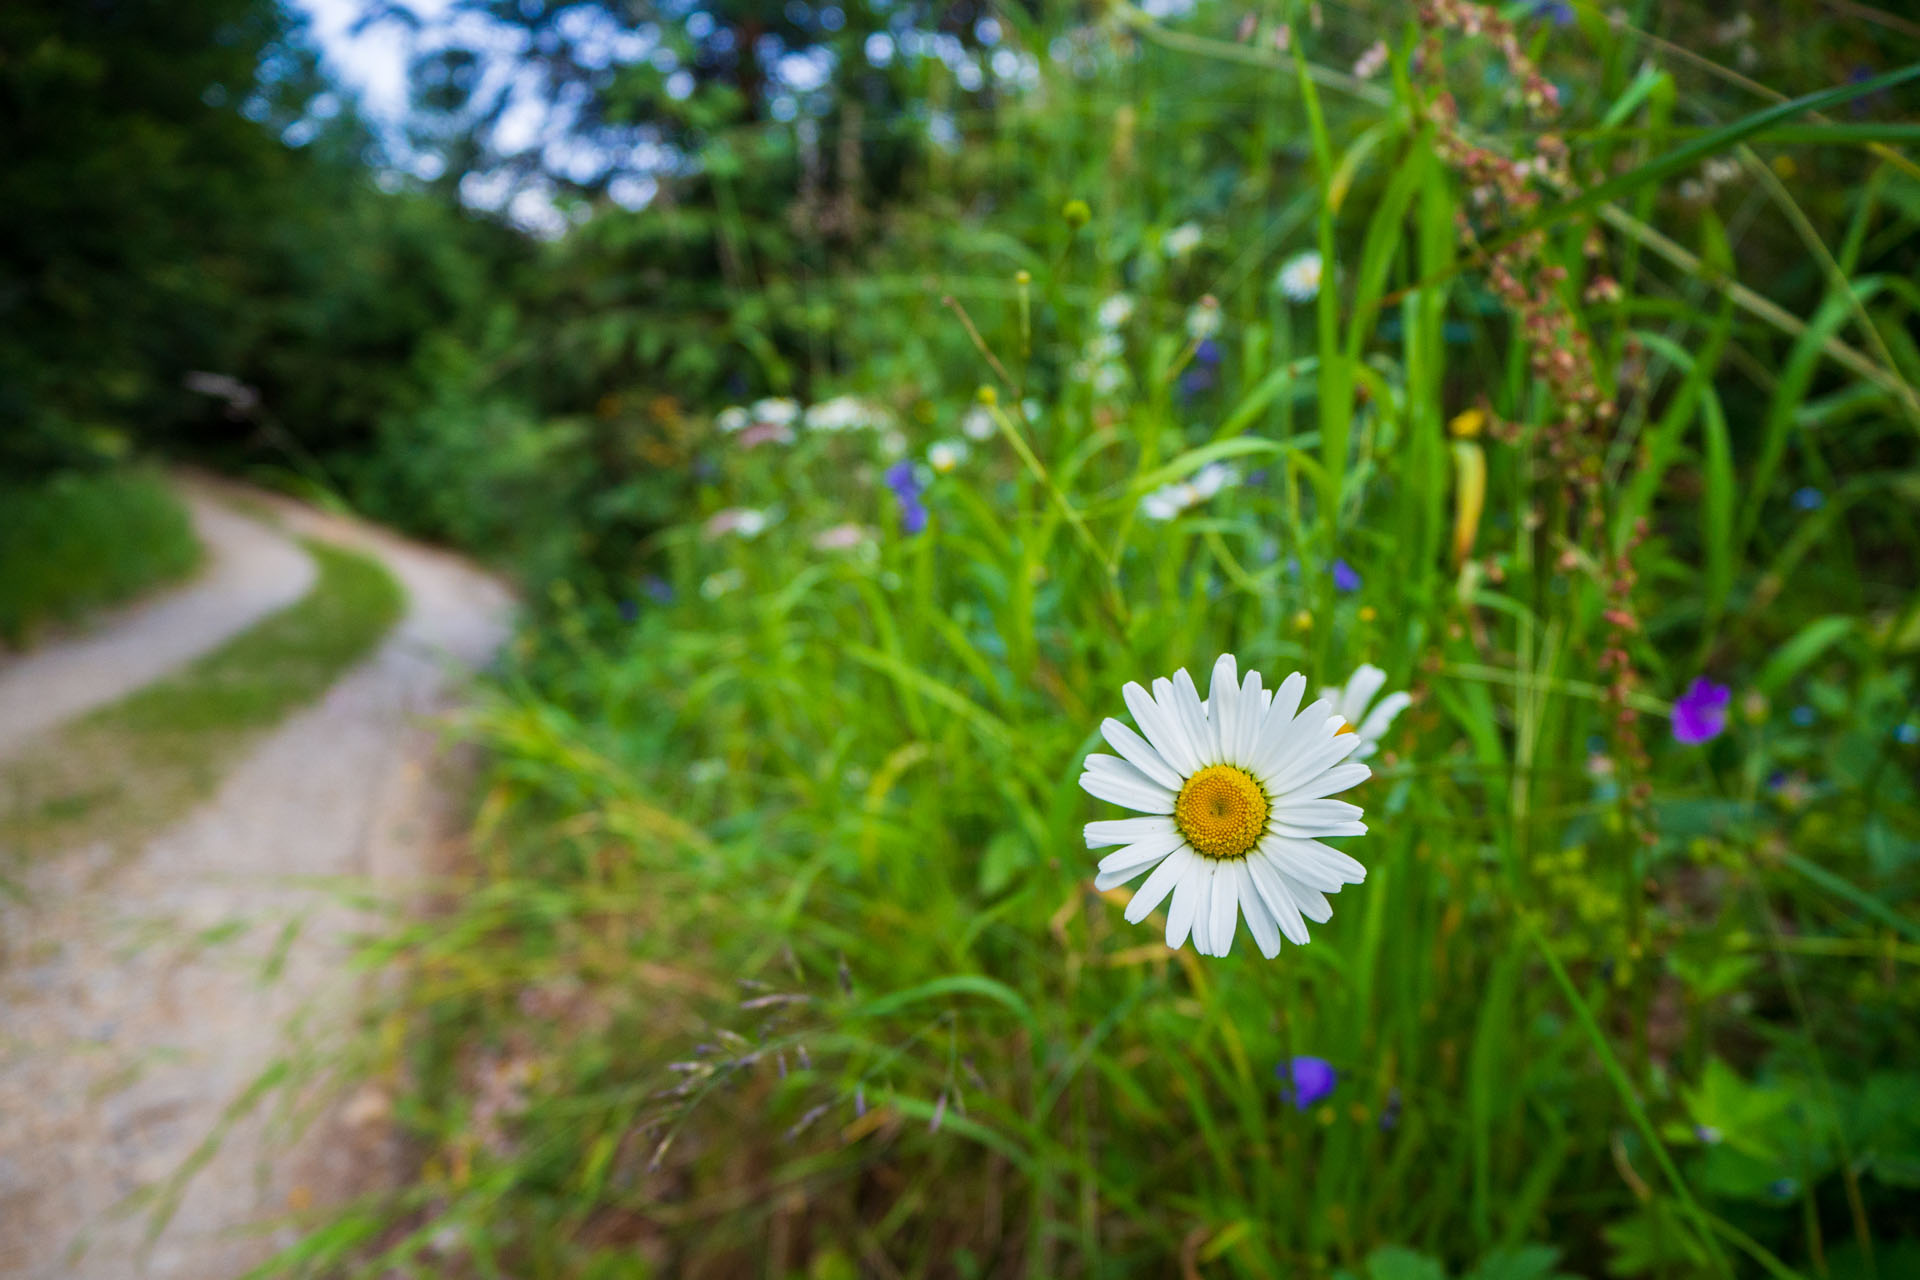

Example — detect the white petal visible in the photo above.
[1125,845,1195,923]
[1280,870,1334,922]
[1265,835,1367,888]
[1208,654,1240,765]
[1357,690,1411,743]
[1340,664,1389,725]
[1080,755,1175,813]
[1127,680,1200,776]
[1248,851,1312,945]
[1095,829,1186,889]
[1240,678,1298,778]
[1250,695,1335,782]
[1235,671,1265,763]
[1165,859,1203,948]
[1279,761,1372,803]
[1234,860,1282,958]
[1269,672,1306,726]
[1271,797,1365,828]
[1085,815,1178,849]
[1263,723,1364,796]
[1273,819,1367,838]
[1208,862,1239,956]
[1101,718,1184,791]
[1188,863,1214,955]
[1168,669,1216,768]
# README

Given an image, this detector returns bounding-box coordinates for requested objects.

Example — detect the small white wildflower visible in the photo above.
[703,507,769,540]
[1139,462,1239,521]
[1093,363,1128,396]
[1081,655,1372,957]
[1086,331,1126,362]
[1096,293,1136,330]
[928,439,969,473]
[752,397,800,427]
[716,406,750,434]
[1164,222,1204,258]
[804,395,879,432]
[1276,251,1323,303]
[1353,40,1388,80]
[960,405,996,441]
[1186,296,1222,340]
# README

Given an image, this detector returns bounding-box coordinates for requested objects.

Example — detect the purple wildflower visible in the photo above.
[1671,678,1731,745]
[1278,1056,1338,1111]
[884,461,928,535]
[642,575,676,604]
[1193,338,1222,367]
[1530,0,1574,24]
[617,599,639,623]
[1332,559,1362,592]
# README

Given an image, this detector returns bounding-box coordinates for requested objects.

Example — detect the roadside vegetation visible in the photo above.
[0,468,201,648]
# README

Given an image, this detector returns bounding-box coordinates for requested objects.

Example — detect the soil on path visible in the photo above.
[0,478,514,1279]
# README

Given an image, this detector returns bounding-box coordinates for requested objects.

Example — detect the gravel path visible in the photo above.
[0,479,514,1279]
[0,479,315,763]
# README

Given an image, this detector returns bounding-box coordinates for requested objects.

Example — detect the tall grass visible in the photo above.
[0,467,201,647]
[284,5,1920,1277]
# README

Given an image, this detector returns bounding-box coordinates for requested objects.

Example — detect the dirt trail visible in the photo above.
[0,478,514,1279]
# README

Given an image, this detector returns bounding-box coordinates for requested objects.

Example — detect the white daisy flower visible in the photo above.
[1138,462,1239,521]
[1164,222,1203,258]
[716,406,751,434]
[1086,332,1125,363]
[1092,363,1128,396]
[1096,293,1136,330]
[1320,664,1410,761]
[1081,654,1371,958]
[1276,251,1323,303]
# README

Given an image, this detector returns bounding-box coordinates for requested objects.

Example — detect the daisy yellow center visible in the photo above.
[1174,764,1269,860]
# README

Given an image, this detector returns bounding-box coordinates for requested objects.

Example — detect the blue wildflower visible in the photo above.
[1278,1056,1338,1111]
[1791,487,1824,511]
[1332,559,1362,593]
[1790,705,1816,727]
[642,575,676,604]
